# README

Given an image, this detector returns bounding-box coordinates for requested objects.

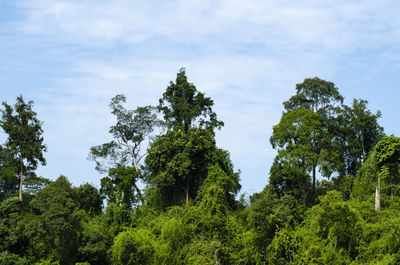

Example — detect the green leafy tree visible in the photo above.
[374,136,400,185]
[337,99,384,177]
[24,176,80,264]
[73,183,103,215]
[0,145,19,200]
[111,228,155,265]
[374,136,400,210]
[146,69,238,208]
[0,96,46,200]
[77,216,112,265]
[101,166,138,208]
[89,94,159,205]
[158,68,223,133]
[145,127,214,207]
[283,77,344,119]
[269,152,311,203]
[145,127,240,208]
[196,164,240,210]
[271,78,345,202]
[0,197,26,257]
[270,108,338,201]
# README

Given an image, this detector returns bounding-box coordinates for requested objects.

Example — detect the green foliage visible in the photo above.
[35,260,60,265]
[269,152,311,203]
[374,136,400,184]
[112,228,155,265]
[0,251,29,265]
[0,197,25,254]
[77,216,112,265]
[353,154,378,200]
[0,96,47,200]
[23,176,80,264]
[270,108,339,201]
[145,127,239,208]
[101,166,138,207]
[158,68,223,132]
[73,183,102,215]
[283,77,343,116]
[89,94,159,205]
[337,99,384,176]
[0,145,19,200]
[3,77,399,264]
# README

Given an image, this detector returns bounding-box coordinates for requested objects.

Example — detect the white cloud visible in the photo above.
[17,0,400,51]
[9,0,400,192]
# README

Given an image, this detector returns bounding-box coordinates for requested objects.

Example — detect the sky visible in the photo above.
[1,0,400,195]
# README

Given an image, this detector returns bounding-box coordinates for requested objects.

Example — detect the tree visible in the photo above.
[145,128,228,207]
[26,176,80,264]
[269,152,311,203]
[271,78,345,202]
[158,68,223,133]
[145,127,241,208]
[0,145,19,200]
[100,166,138,208]
[270,108,339,201]
[0,96,46,201]
[337,99,384,177]
[89,94,158,205]
[283,77,343,119]
[112,228,155,265]
[145,69,238,208]
[374,136,400,211]
[73,183,103,215]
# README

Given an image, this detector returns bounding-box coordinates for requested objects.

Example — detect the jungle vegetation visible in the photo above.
[1,69,399,265]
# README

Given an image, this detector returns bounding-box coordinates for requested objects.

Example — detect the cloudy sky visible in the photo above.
[1,0,400,195]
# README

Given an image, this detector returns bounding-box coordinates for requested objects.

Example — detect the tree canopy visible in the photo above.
[2,72,399,265]
[0,96,46,200]
[158,68,223,133]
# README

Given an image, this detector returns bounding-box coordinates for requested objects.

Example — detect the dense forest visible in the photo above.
[1,69,399,265]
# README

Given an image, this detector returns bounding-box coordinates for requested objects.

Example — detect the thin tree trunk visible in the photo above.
[133,183,144,205]
[125,141,144,205]
[19,157,23,201]
[214,248,221,265]
[185,183,189,207]
[173,186,176,205]
[375,173,381,211]
[312,163,316,202]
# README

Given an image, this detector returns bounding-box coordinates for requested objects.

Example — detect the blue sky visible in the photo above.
[1,0,399,195]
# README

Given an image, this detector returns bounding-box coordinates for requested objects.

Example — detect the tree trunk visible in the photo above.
[375,173,381,211]
[173,186,176,205]
[214,248,221,265]
[312,163,316,202]
[127,143,144,205]
[133,183,144,205]
[19,157,23,201]
[185,183,189,207]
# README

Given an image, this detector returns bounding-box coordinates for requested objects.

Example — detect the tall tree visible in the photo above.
[145,69,239,208]
[271,78,344,201]
[270,108,338,201]
[0,96,46,201]
[158,68,223,133]
[89,94,158,205]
